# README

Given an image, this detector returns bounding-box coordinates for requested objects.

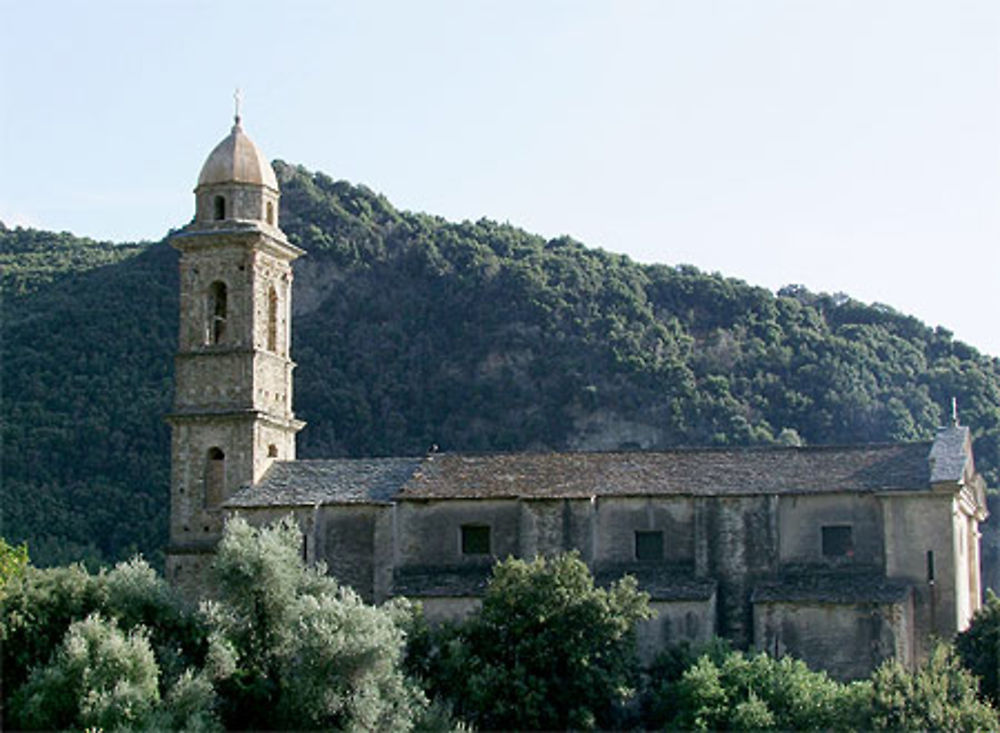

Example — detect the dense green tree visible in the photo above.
[956,590,1000,706]
[0,225,145,295]
[662,649,861,731]
[866,643,999,731]
[644,643,998,731]
[640,637,732,727]
[419,552,650,730]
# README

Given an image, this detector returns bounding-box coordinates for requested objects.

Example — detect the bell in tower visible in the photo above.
[165,101,305,593]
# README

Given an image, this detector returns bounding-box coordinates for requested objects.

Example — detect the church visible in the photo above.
[165,114,990,680]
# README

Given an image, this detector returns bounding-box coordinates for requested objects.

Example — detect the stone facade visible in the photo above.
[216,439,989,679]
[167,119,991,679]
[165,117,304,595]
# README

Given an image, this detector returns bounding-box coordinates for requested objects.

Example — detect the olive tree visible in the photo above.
[10,613,161,730]
[207,515,425,730]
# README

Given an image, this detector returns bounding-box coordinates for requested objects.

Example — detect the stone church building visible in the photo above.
[166,116,990,680]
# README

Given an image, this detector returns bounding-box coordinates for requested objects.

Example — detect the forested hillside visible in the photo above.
[3,161,999,568]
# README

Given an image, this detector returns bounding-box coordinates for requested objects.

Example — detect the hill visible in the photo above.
[3,162,999,568]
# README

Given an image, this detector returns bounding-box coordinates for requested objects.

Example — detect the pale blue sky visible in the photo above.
[2,1,998,356]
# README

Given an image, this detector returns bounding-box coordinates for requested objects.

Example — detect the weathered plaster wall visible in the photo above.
[418,597,483,624]
[753,598,912,681]
[518,499,593,559]
[778,494,883,568]
[317,504,380,602]
[881,494,956,656]
[394,500,520,568]
[696,495,779,647]
[638,597,717,664]
[593,496,694,566]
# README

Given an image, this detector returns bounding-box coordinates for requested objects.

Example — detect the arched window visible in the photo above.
[266,201,275,225]
[213,195,226,220]
[204,447,225,508]
[208,281,227,344]
[268,443,278,458]
[267,285,278,352]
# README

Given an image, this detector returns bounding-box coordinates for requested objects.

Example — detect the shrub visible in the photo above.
[867,642,999,731]
[208,515,424,730]
[10,613,160,730]
[425,552,651,730]
[663,649,856,731]
[956,590,1000,706]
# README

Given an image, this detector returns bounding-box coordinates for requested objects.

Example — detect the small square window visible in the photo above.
[822,525,853,557]
[461,525,491,555]
[635,531,664,562]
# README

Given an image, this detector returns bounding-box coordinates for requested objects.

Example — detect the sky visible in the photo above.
[2,1,998,356]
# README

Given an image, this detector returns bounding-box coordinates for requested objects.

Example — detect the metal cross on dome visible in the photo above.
[234,88,242,125]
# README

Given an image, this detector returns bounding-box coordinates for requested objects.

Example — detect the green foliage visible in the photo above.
[2,518,424,730]
[640,637,732,727]
[645,643,997,731]
[1,557,206,717]
[3,236,175,569]
[10,613,161,730]
[663,649,856,731]
[0,537,29,593]
[866,643,999,731]
[0,225,146,296]
[145,668,222,733]
[4,162,1000,570]
[420,552,651,730]
[957,591,1000,706]
[208,516,424,730]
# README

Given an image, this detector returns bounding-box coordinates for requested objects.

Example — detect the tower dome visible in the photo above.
[192,111,281,228]
[197,118,278,191]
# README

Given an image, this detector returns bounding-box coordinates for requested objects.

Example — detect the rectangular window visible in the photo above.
[461,525,491,556]
[635,531,664,562]
[822,525,853,557]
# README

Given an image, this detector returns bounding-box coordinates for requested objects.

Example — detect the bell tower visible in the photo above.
[166,108,304,591]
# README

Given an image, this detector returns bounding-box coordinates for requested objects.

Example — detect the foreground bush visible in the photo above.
[644,642,997,731]
[868,643,998,731]
[1,556,205,720]
[2,518,425,731]
[11,613,160,730]
[208,516,424,730]
[662,648,862,731]
[414,552,650,730]
[957,590,1000,706]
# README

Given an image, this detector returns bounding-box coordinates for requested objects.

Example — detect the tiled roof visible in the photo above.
[225,458,422,508]
[392,565,492,597]
[594,564,717,601]
[397,443,933,500]
[751,573,913,604]
[928,425,970,484]
[392,563,716,601]
[226,441,941,507]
